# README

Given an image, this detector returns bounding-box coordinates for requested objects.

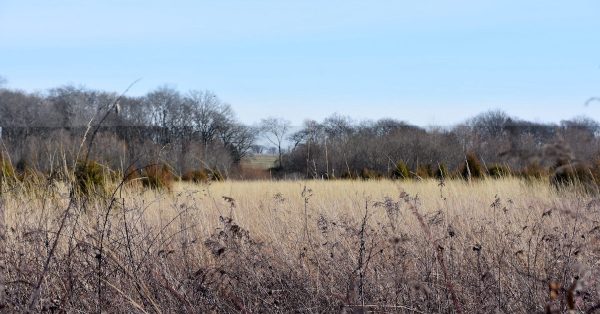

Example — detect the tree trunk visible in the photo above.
[278,143,282,169]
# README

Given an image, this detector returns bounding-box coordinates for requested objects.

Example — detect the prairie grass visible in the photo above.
[2,178,600,312]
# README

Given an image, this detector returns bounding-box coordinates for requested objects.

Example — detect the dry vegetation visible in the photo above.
[2,30,599,314]
[1,177,600,313]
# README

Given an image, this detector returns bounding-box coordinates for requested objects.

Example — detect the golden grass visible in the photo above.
[3,178,599,312]
[155,178,557,239]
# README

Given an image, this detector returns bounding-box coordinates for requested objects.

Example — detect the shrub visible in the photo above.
[120,165,141,183]
[551,162,597,193]
[488,164,511,178]
[210,169,225,181]
[231,166,271,180]
[182,170,209,183]
[416,164,433,179]
[0,155,15,183]
[392,161,410,180]
[141,164,174,190]
[20,168,45,186]
[519,162,548,180]
[434,163,449,179]
[74,160,108,196]
[181,169,224,182]
[591,159,600,182]
[360,168,382,180]
[13,159,42,186]
[15,158,27,174]
[460,152,483,180]
[340,170,358,180]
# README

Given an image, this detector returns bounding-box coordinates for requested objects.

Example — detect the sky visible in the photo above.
[1,0,600,126]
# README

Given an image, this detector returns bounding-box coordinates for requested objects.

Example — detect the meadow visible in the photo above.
[2,177,599,313]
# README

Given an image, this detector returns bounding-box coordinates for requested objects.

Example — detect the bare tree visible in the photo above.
[250,144,265,154]
[260,117,291,169]
[0,89,43,127]
[187,90,232,146]
[558,116,600,162]
[219,123,257,162]
[144,86,183,142]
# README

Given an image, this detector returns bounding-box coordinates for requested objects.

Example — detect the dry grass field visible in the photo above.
[240,155,278,170]
[2,178,600,312]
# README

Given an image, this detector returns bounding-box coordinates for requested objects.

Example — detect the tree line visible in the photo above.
[283,111,600,181]
[0,83,599,181]
[0,85,255,177]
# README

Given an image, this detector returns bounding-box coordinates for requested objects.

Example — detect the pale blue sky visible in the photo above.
[1,0,600,125]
